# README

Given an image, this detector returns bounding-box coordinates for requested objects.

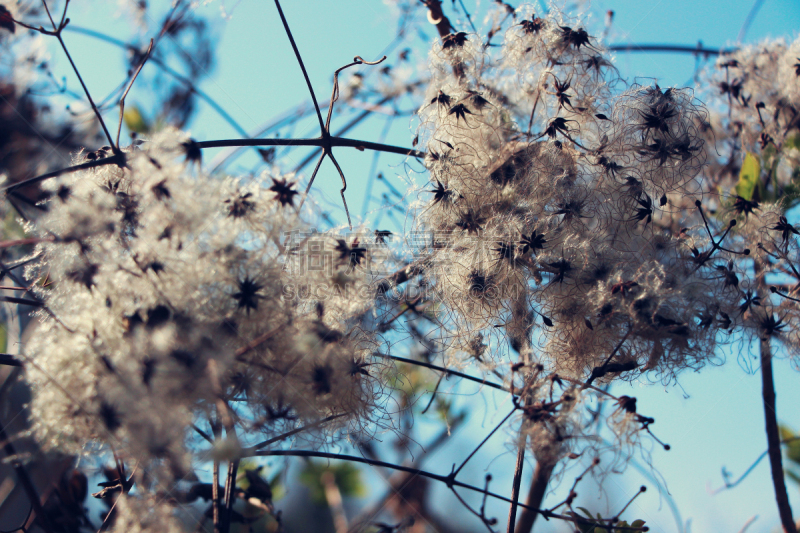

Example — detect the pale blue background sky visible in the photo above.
[36,0,800,531]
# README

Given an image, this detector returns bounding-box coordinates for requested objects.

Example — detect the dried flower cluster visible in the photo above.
[24,129,391,482]
[409,6,758,467]
[1,1,799,531]
[695,35,800,361]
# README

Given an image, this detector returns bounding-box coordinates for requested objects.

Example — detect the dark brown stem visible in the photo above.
[222,458,238,533]
[2,153,125,193]
[2,136,421,194]
[515,461,555,533]
[0,296,44,307]
[423,0,453,38]
[760,336,797,533]
[0,353,24,367]
[197,136,424,158]
[608,44,737,55]
[507,445,525,533]
[755,257,797,533]
[212,460,221,533]
[253,449,549,515]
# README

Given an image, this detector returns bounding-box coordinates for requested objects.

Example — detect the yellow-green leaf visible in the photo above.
[735,152,761,201]
[123,105,151,135]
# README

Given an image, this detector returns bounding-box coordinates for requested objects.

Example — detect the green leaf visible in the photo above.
[299,461,365,504]
[779,424,796,441]
[631,519,646,527]
[0,324,6,354]
[123,105,151,135]
[779,425,800,466]
[784,131,800,151]
[735,152,761,201]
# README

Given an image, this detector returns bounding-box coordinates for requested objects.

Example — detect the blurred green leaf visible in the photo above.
[0,324,6,353]
[780,424,800,473]
[785,131,800,151]
[567,511,594,533]
[777,162,800,209]
[3,209,27,240]
[299,461,364,504]
[735,152,761,201]
[238,461,285,502]
[123,105,151,135]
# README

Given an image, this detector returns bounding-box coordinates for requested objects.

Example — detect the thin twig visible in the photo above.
[252,450,648,531]
[377,353,509,392]
[243,413,346,454]
[116,38,154,148]
[711,436,800,494]
[755,257,797,533]
[507,445,525,533]
[41,0,118,152]
[453,407,516,476]
[253,449,545,513]
[608,43,736,55]
[2,136,421,195]
[273,0,325,131]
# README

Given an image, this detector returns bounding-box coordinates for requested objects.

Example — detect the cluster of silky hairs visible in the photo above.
[694,34,800,362]
[23,127,393,481]
[413,4,747,470]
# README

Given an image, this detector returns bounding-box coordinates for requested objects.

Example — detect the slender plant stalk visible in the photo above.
[212,460,221,533]
[608,44,736,55]
[760,336,797,533]
[507,445,525,533]
[515,460,555,533]
[755,257,797,533]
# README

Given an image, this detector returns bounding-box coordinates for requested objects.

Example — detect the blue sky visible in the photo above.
[37,0,800,531]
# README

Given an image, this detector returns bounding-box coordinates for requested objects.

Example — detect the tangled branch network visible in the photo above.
[2,0,800,531]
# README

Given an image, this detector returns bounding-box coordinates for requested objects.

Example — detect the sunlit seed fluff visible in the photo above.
[24,128,391,483]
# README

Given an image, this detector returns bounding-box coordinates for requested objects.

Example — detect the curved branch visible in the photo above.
[253,449,544,513]
[712,436,800,494]
[273,0,325,133]
[1,153,125,193]
[378,353,509,392]
[2,135,422,194]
